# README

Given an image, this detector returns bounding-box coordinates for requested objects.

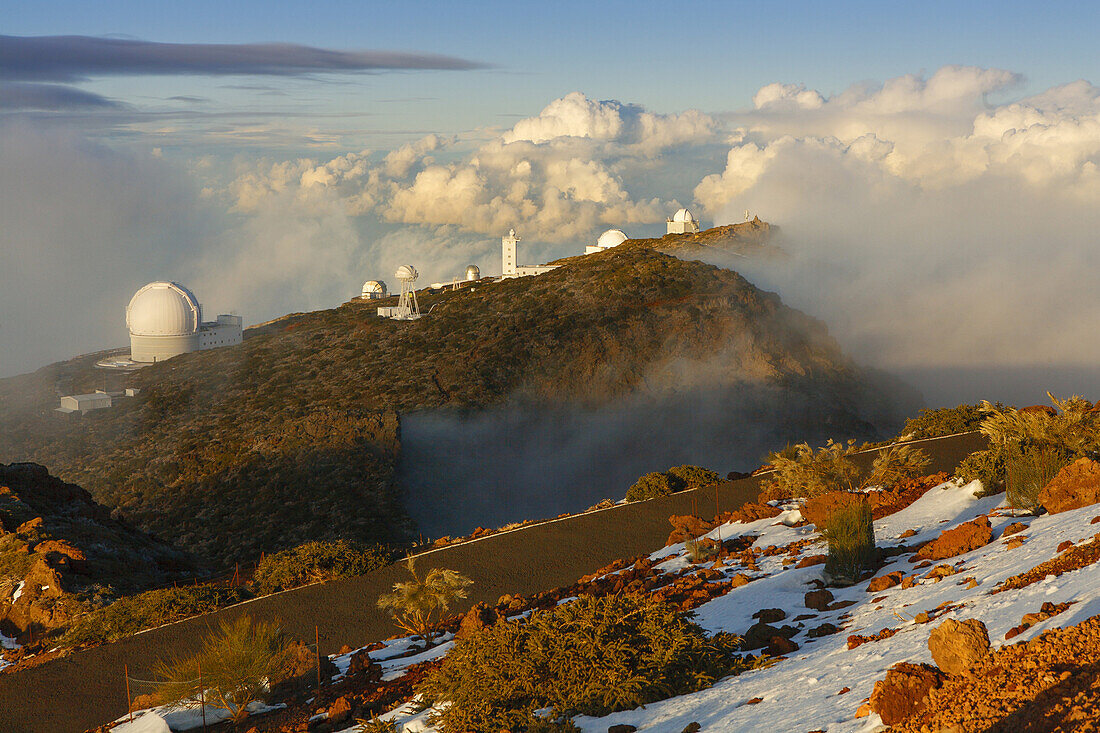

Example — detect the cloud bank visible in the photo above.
[6,66,1100,407]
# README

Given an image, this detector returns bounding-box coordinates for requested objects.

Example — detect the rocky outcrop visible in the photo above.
[867,570,904,592]
[869,662,946,725]
[1039,457,1100,514]
[928,618,990,675]
[915,516,992,561]
[666,515,715,546]
[0,463,194,637]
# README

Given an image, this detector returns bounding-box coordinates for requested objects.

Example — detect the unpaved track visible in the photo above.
[0,432,985,733]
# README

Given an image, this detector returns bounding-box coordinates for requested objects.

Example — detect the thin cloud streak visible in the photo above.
[0,35,491,82]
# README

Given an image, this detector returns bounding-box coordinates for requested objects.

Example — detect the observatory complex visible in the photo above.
[377,265,422,320]
[501,229,560,279]
[666,208,700,234]
[584,228,630,255]
[123,281,242,363]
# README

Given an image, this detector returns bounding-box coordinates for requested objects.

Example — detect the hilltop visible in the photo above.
[0,240,913,567]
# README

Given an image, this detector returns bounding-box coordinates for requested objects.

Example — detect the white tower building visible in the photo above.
[500,229,559,279]
[125,281,241,363]
[666,208,700,234]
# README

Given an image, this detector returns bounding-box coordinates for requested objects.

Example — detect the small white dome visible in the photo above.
[596,229,629,248]
[362,280,387,297]
[465,265,480,281]
[126,282,201,337]
[672,208,695,223]
[394,265,419,282]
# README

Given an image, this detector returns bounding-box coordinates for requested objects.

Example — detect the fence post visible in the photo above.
[315,626,322,691]
[124,664,133,723]
[198,659,206,732]
[716,485,722,543]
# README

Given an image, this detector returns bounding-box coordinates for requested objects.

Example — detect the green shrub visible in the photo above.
[1005,444,1071,511]
[151,615,294,723]
[869,444,931,487]
[624,465,720,502]
[900,403,992,440]
[763,440,862,499]
[979,394,1100,458]
[958,448,1007,495]
[418,594,751,733]
[822,501,875,586]
[685,537,718,564]
[61,585,251,649]
[624,471,677,502]
[252,540,396,595]
[377,558,473,647]
[667,465,721,489]
[355,717,400,733]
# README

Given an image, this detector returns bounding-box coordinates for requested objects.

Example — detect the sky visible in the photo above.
[4,1,1100,405]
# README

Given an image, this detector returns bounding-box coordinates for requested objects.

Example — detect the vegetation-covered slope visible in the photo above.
[0,243,905,567]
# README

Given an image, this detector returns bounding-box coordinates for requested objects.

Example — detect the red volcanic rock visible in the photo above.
[731,502,783,523]
[666,514,715,546]
[928,618,990,676]
[1039,458,1100,514]
[916,517,992,561]
[867,570,904,592]
[804,589,834,611]
[801,492,869,529]
[869,662,946,726]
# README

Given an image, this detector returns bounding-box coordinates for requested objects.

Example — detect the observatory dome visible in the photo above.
[672,208,695,223]
[126,282,201,337]
[465,265,480,281]
[395,265,419,282]
[596,229,629,249]
[362,280,387,298]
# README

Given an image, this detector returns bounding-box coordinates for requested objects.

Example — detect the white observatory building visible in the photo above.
[377,265,422,320]
[666,208,700,235]
[362,280,388,299]
[585,228,629,255]
[125,281,242,363]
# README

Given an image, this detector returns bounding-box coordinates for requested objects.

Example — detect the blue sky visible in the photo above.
[5,0,1100,153]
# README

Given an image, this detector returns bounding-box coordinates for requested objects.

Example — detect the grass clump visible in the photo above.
[151,615,294,723]
[377,558,472,647]
[252,540,396,595]
[1005,444,1070,512]
[418,594,751,733]
[61,585,251,649]
[822,501,876,585]
[623,465,720,502]
[869,444,932,487]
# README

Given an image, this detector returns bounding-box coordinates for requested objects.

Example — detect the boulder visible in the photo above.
[455,602,495,640]
[1039,458,1100,514]
[327,696,352,725]
[928,618,990,675]
[741,621,798,650]
[731,502,783,523]
[867,570,904,592]
[869,662,946,726]
[751,608,787,624]
[795,553,827,568]
[608,726,637,733]
[916,516,992,561]
[804,589,834,611]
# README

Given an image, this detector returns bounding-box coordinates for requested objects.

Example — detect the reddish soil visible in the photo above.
[996,533,1100,593]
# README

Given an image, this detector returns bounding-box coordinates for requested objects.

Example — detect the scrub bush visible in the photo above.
[900,403,993,440]
[61,585,251,649]
[624,465,720,502]
[251,540,396,595]
[418,594,750,733]
[869,444,932,488]
[1005,444,1072,511]
[958,448,1007,496]
[764,440,931,500]
[151,615,294,723]
[822,501,875,585]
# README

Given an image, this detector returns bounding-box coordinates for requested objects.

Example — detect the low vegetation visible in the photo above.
[624,465,720,502]
[822,501,876,585]
[251,540,396,595]
[60,585,251,649]
[418,593,751,732]
[900,403,993,440]
[150,615,294,723]
[762,439,930,500]
[376,558,472,647]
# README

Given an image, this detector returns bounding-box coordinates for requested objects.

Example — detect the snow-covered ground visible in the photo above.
[121,478,1100,733]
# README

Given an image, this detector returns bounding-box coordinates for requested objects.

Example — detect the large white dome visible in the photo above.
[126,282,201,337]
[362,280,387,297]
[672,208,695,223]
[394,265,419,282]
[596,229,629,248]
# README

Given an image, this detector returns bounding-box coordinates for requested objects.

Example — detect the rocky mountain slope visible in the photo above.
[0,239,913,568]
[0,463,194,640]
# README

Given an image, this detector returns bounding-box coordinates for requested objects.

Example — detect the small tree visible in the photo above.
[624,471,677,502]
[377,558,472,647]
[151,615,294,723]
